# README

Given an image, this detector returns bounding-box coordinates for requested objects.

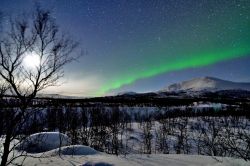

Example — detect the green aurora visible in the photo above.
[99,45,250,96]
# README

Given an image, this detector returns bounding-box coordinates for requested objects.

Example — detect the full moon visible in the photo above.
[23,53,40,68]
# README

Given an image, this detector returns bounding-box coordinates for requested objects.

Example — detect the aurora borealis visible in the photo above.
[100,46,250,95]
[1,0,250,96]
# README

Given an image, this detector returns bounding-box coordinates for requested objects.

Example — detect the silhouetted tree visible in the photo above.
[0,5,79,165]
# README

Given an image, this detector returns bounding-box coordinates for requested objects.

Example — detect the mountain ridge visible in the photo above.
[161,76,250,92]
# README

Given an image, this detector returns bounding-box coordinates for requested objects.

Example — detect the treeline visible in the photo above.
[1,91,250,108]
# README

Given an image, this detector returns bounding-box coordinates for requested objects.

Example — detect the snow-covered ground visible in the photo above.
[10,153,250,166]
[1,132,249,165]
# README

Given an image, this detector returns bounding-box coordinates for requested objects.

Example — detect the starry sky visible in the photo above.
[1,0,250,96]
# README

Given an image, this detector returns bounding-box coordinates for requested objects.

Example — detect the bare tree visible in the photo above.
[199,117,224,157]
[0,6,79,166]
[174,117,190,154]
[0,81,9,98]
[155,118,170,154]
[223,117,250,161]
[108,108,122,155]
[142,120,153,154]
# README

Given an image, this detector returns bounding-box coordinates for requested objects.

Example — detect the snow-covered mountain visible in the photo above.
[162,77,250,92]
[117,91,138,96]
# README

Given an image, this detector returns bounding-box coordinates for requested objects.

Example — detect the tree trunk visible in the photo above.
[1,133,11,166]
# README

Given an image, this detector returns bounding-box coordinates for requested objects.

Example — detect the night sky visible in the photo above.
[1,0,250,96]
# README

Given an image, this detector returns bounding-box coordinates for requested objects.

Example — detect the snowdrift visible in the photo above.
[44,145,98,156]
[16,132,70,153]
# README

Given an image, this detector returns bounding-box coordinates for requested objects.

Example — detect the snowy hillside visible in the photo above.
[162,76,250,92]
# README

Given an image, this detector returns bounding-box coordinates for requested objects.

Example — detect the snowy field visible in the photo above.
[1,130,250,166]
[2,147,250,166]
[12,153,250,166]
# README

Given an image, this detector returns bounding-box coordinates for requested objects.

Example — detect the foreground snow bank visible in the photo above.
[44,145,98,156]
[12,154,250,166]
[16,132,70,153]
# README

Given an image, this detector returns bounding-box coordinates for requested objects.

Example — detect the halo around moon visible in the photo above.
[23,53,40,69]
